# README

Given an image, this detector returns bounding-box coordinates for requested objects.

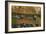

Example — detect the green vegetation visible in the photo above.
[12,17,16,24]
